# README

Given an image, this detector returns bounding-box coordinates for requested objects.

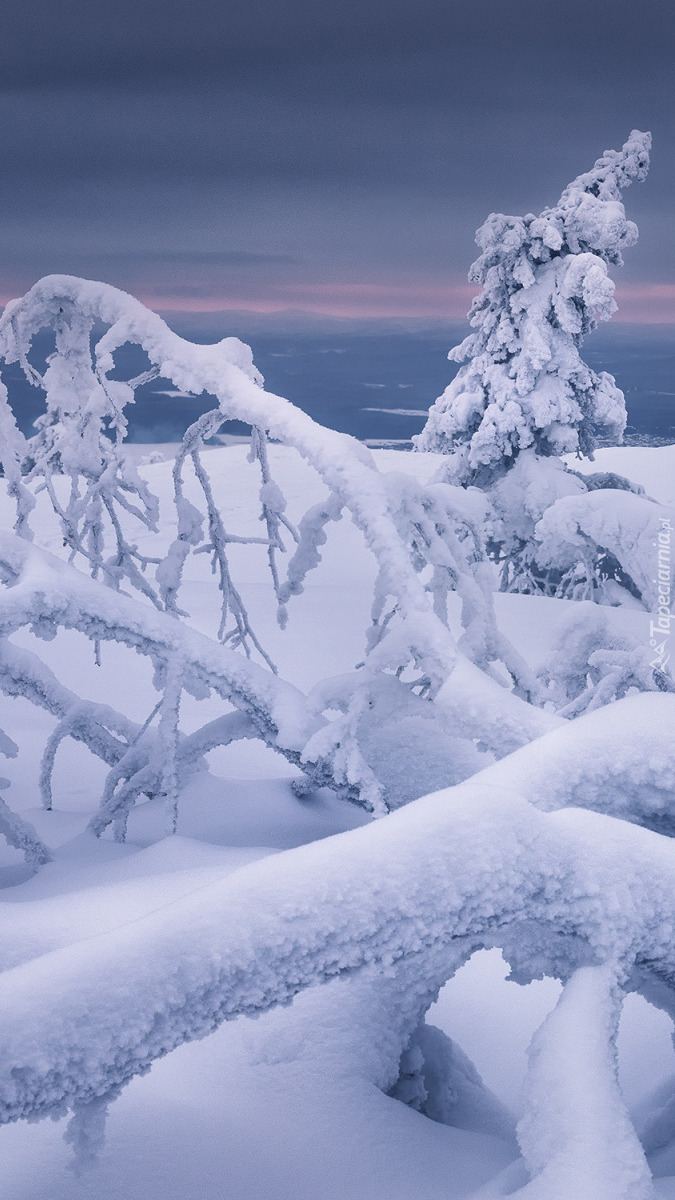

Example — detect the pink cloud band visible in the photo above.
[0,280,673,323]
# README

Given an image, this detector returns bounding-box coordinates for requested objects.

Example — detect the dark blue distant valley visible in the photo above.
[4,319,674,449]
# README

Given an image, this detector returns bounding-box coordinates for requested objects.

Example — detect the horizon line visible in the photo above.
[0,281,674,325]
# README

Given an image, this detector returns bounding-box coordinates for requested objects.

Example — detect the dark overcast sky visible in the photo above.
[0,0,673,321]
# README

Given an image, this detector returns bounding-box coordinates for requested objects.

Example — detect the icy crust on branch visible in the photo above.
[415,131,650,482]
[1,707,674,1198]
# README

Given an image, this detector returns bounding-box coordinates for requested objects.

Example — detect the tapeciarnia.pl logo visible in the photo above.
[650,516,672,673]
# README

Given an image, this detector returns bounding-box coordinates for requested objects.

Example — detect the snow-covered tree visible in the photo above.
[415,130,650,481]
[414,132,670,613]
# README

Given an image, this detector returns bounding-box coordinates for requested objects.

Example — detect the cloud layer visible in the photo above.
[0,1,672,320]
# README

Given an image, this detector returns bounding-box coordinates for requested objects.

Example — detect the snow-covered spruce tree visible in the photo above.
[0,276,554,858]
[415,131,660,605]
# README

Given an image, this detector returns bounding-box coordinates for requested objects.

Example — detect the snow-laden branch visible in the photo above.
[0,529,319,773]
[0,626,258,839]
[0,712,50,867]
[0,518,556,824]
[0,275,534,703]
[467,692,675,834]
[0,731,673,1200]
[0,794,50,869]
[0,275,559,822]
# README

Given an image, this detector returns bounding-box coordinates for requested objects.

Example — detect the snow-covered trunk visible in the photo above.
[516,965,654,1200]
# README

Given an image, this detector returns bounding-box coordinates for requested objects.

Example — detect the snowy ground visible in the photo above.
[1,443,675,1199]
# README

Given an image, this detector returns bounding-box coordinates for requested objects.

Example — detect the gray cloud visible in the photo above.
[1,0,673,84]
[0,1,672,315]
[0,247,299,267]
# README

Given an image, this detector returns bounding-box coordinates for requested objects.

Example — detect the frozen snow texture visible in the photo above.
[1,691,672,1195]
[390,1021,517,1143]
[415,131,650,480]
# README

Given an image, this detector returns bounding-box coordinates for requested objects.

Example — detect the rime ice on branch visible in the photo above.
[0,275,552,844]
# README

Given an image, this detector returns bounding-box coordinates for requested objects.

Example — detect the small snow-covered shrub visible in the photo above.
[539,604,674,716]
